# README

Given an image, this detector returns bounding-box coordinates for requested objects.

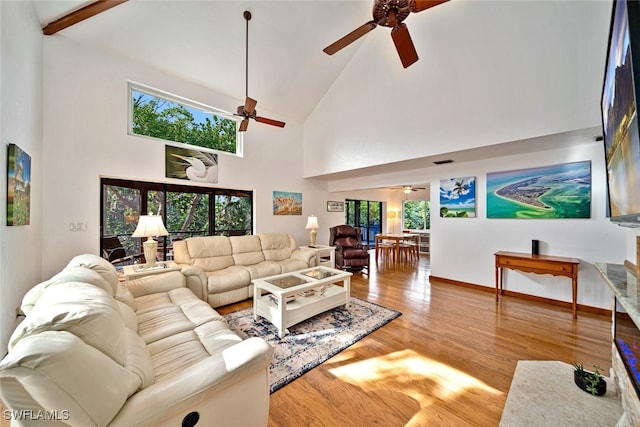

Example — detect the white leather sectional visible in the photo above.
[0,254,274,427]
[173,232,315,307]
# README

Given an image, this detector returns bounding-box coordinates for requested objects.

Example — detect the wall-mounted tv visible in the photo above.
[601,0,640,227]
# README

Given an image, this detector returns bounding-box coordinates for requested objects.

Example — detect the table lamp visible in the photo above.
[305,215,319,246]
[132,215,168,268]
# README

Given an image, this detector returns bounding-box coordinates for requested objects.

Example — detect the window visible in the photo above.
[345,199,382,245]
[403,200,430,230]
[101,178,253,262]
[128,82,242,156]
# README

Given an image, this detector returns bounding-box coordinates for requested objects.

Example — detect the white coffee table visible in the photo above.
[253,266,352,338]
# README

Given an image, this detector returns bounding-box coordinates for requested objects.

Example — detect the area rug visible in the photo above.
[499,361,623,426]
[223,297,401,393]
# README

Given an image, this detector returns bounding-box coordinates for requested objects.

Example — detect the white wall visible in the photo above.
[41,36,331,277]
[328,135,627,309]
[0,1,43,355]
[304,0,611,178]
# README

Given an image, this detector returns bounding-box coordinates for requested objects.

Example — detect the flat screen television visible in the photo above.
[601,0,640,227]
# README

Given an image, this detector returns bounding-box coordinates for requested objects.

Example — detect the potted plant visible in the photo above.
[572,362,607,396]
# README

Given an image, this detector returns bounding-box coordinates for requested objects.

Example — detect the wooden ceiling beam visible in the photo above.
[42,0,128,36]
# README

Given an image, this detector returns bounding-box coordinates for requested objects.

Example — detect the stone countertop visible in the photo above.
[595,262,640,328]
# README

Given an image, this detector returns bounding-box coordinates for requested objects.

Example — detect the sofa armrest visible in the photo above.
[291,249,316,266]
[109,337,274,427]
[124,271,187,298]
[181,266,207,301]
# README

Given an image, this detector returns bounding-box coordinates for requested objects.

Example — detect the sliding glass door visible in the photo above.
[345,199,382,246]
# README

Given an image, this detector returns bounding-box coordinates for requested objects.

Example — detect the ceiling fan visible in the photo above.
[391,185,427,194]
[236,11,285,132]
[323,0,449,68]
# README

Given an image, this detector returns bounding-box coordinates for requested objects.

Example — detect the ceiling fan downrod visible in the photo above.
[244,10,251,99]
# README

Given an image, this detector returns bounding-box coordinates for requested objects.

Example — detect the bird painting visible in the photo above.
[165,146,218,184]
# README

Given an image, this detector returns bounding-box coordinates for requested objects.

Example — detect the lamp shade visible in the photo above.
[132,215,168,238]
[305,215,319,229]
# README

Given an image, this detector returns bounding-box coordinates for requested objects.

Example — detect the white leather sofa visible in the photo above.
[0,254,274,427]
[173,232,315,307]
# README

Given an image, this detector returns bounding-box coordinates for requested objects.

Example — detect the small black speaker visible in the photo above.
[532,240,539,256]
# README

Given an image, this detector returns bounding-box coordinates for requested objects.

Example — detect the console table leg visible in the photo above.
[572,277,578,319]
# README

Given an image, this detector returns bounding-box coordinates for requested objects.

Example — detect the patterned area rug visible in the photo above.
[223,297,402,393]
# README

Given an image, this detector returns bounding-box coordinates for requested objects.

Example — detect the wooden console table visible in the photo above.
[494,251,580,318]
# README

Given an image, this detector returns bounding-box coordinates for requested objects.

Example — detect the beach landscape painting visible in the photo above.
[487,161,591,219]
[273,191,302,215]
[440,177,476,217]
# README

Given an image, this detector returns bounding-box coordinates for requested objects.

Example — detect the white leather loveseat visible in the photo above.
[173,232,315,307]
[0,254,274,427]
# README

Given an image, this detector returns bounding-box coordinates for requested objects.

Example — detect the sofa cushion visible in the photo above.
[123,328,154,389]
[206,266,251,293]
[276,259,310,273]
[117,300,138,331]
[65,253,119,295]
[136,303,195,344]
[195,321,243,354]
[259,232,295,261]
[9,282,127,365]
[147,325,242,384]
[135,288,225,344]
[147,330,211,383]
[0,331,140,427]
[230,235,266,266]
[238,261,281,279]
[115,283,137,311]
[184,236,235,271]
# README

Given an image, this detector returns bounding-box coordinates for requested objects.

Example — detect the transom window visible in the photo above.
[128,82,243,156]
[100,178,253,263]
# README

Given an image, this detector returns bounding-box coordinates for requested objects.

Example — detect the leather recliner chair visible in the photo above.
[329,225,370,272]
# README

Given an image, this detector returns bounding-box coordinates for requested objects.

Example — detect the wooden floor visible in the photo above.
[222,254,613,427]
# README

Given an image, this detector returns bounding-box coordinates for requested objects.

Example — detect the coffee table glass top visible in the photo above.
[262,267,343,289]
[266,275,309,288]
[301,269,337,280]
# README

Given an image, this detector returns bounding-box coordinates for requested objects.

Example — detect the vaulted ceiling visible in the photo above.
[30,1,609,190]
[31,0,391,123]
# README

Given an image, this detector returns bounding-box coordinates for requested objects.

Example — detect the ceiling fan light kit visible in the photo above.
[323,0,449,68]
[235,11,285,132]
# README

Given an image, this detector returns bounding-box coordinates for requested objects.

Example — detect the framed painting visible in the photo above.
[7,143,31,226]
[327,201,344,212]
[487,161,591,219]
[165,145,218,183]
[273,191,302,215]
[440,176,476,217]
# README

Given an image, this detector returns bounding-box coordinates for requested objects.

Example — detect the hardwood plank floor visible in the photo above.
[218,255,612,426]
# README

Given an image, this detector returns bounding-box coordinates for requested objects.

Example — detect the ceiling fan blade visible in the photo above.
[410,0,449,13]
[391,23,419,68]
[323,21,377,55]
[255,116,286,128]
[244,97,257,115]
[239,118,249,132]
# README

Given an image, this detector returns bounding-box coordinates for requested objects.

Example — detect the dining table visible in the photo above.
[374,233,419,262]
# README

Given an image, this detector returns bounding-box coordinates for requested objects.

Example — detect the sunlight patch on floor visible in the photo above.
[330,349,503,420]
